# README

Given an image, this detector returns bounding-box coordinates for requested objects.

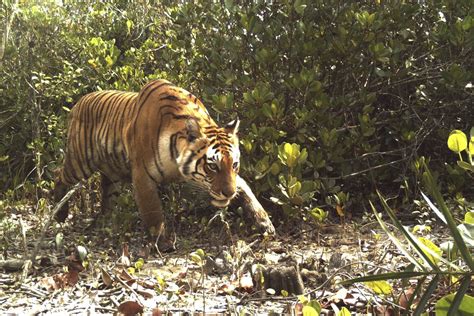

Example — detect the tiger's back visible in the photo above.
[61,90,138,185]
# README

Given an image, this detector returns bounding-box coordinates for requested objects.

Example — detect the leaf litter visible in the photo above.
[0,201,456,315]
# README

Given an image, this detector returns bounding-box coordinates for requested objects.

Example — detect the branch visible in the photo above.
[29,182,83,265]
[0,0,19,63]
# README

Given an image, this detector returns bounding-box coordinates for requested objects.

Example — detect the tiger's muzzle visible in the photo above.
[209,190,236,208]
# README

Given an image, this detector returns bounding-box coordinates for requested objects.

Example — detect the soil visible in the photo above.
[0,195,448,315]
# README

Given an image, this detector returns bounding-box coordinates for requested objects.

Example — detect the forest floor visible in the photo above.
[0,194,450,315]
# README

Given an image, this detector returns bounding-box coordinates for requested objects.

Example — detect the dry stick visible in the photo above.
[0,183,83,274]
[0,0,19,63]
[29,182,83,265]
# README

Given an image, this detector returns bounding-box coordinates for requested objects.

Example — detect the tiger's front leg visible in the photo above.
[131,168,175,251]
[235,175,276,235]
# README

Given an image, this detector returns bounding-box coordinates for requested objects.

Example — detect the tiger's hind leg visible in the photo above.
[100,173,122,215]
[54,169,70,222]
[54,151,95,222]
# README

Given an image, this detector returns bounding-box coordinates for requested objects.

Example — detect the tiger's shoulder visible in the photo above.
[138,80,214,125]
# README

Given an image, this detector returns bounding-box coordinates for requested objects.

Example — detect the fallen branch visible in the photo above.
[29,182,83,265]
[0,183,83,273]
[0,259,25,272]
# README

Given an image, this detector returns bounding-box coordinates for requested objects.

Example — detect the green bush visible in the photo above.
[1,1,472,218]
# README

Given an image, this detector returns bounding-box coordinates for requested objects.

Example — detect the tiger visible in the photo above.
[54,79,275,248]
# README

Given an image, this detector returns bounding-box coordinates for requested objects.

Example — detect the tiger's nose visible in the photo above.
[221,186,236,198]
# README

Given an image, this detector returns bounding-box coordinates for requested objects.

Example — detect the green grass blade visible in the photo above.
[401,276,426,316]
[341,271,430,285]
[404,229,462,271]
[413,274,440,316]
[421,192,447,224]
[447,276,471,315]
[376,192,438,271]
[422,160,474,270]
[371,201,425,270]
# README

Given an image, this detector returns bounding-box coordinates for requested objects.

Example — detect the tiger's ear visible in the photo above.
[224,118,240,135]
[185,118,202,142]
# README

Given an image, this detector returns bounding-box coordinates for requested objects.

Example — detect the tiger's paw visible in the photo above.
[147,225,176,253]
[255,216,276,236]
[154,237,176,253]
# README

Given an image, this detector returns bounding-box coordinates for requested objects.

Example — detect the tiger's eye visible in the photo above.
[207,163,218,171]
[233,162,239,170]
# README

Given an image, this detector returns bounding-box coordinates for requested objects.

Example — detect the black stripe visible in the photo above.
[160,95,182,102]
[72,119,89,179]
[79,102,94,176]
[182,142,208,175]
[133,81,172,137]
[194,156,206,173]
[118,95,136,166]
[98,93,123,168]
[169,132,180,160]
[143,161,161,187]
[182,151,196,175]
[159,104,181,112]
[191,171,207,180]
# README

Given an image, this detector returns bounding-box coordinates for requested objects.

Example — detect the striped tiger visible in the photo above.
[54,79,275,246]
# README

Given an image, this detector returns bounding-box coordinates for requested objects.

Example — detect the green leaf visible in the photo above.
[435,292,474,316]
[294,0,307,15]
[469,133,474,155]
[337,307,351,316]
[304,299,321,315]
[417,237,443,265]
[457,223,474,247]
[196,248,206,259]
[374,67,388,77]
[302,306,318,316]
[76,245,88,261]
[447,130,467,153]
[364,280,393,295]
[126,19,133,34]
[465,212,474,224]
[134,258,144,270]
[457,161,474,172]
[55,232,63,251]
[309,207,327,223]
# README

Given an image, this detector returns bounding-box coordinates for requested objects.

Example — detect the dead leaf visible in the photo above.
[120,243,131,267]
[376,305,395,316]
[117,300,143,316]
[399,287,415,311]
[218,283,236,295]
[101,268,113,287]
[138,279,155,289]
[66,269,79,287]
[151,308,162,316]
[331,287,349,303]
[294,302,303,315]
[117,268,134,283]
[336,204,345,217]
[239,272,254,292]
[137,286,155,299]
[67,259,84,273]
[39,276,60,291]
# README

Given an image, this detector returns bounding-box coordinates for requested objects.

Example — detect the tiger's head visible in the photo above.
[177,118,240,207]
